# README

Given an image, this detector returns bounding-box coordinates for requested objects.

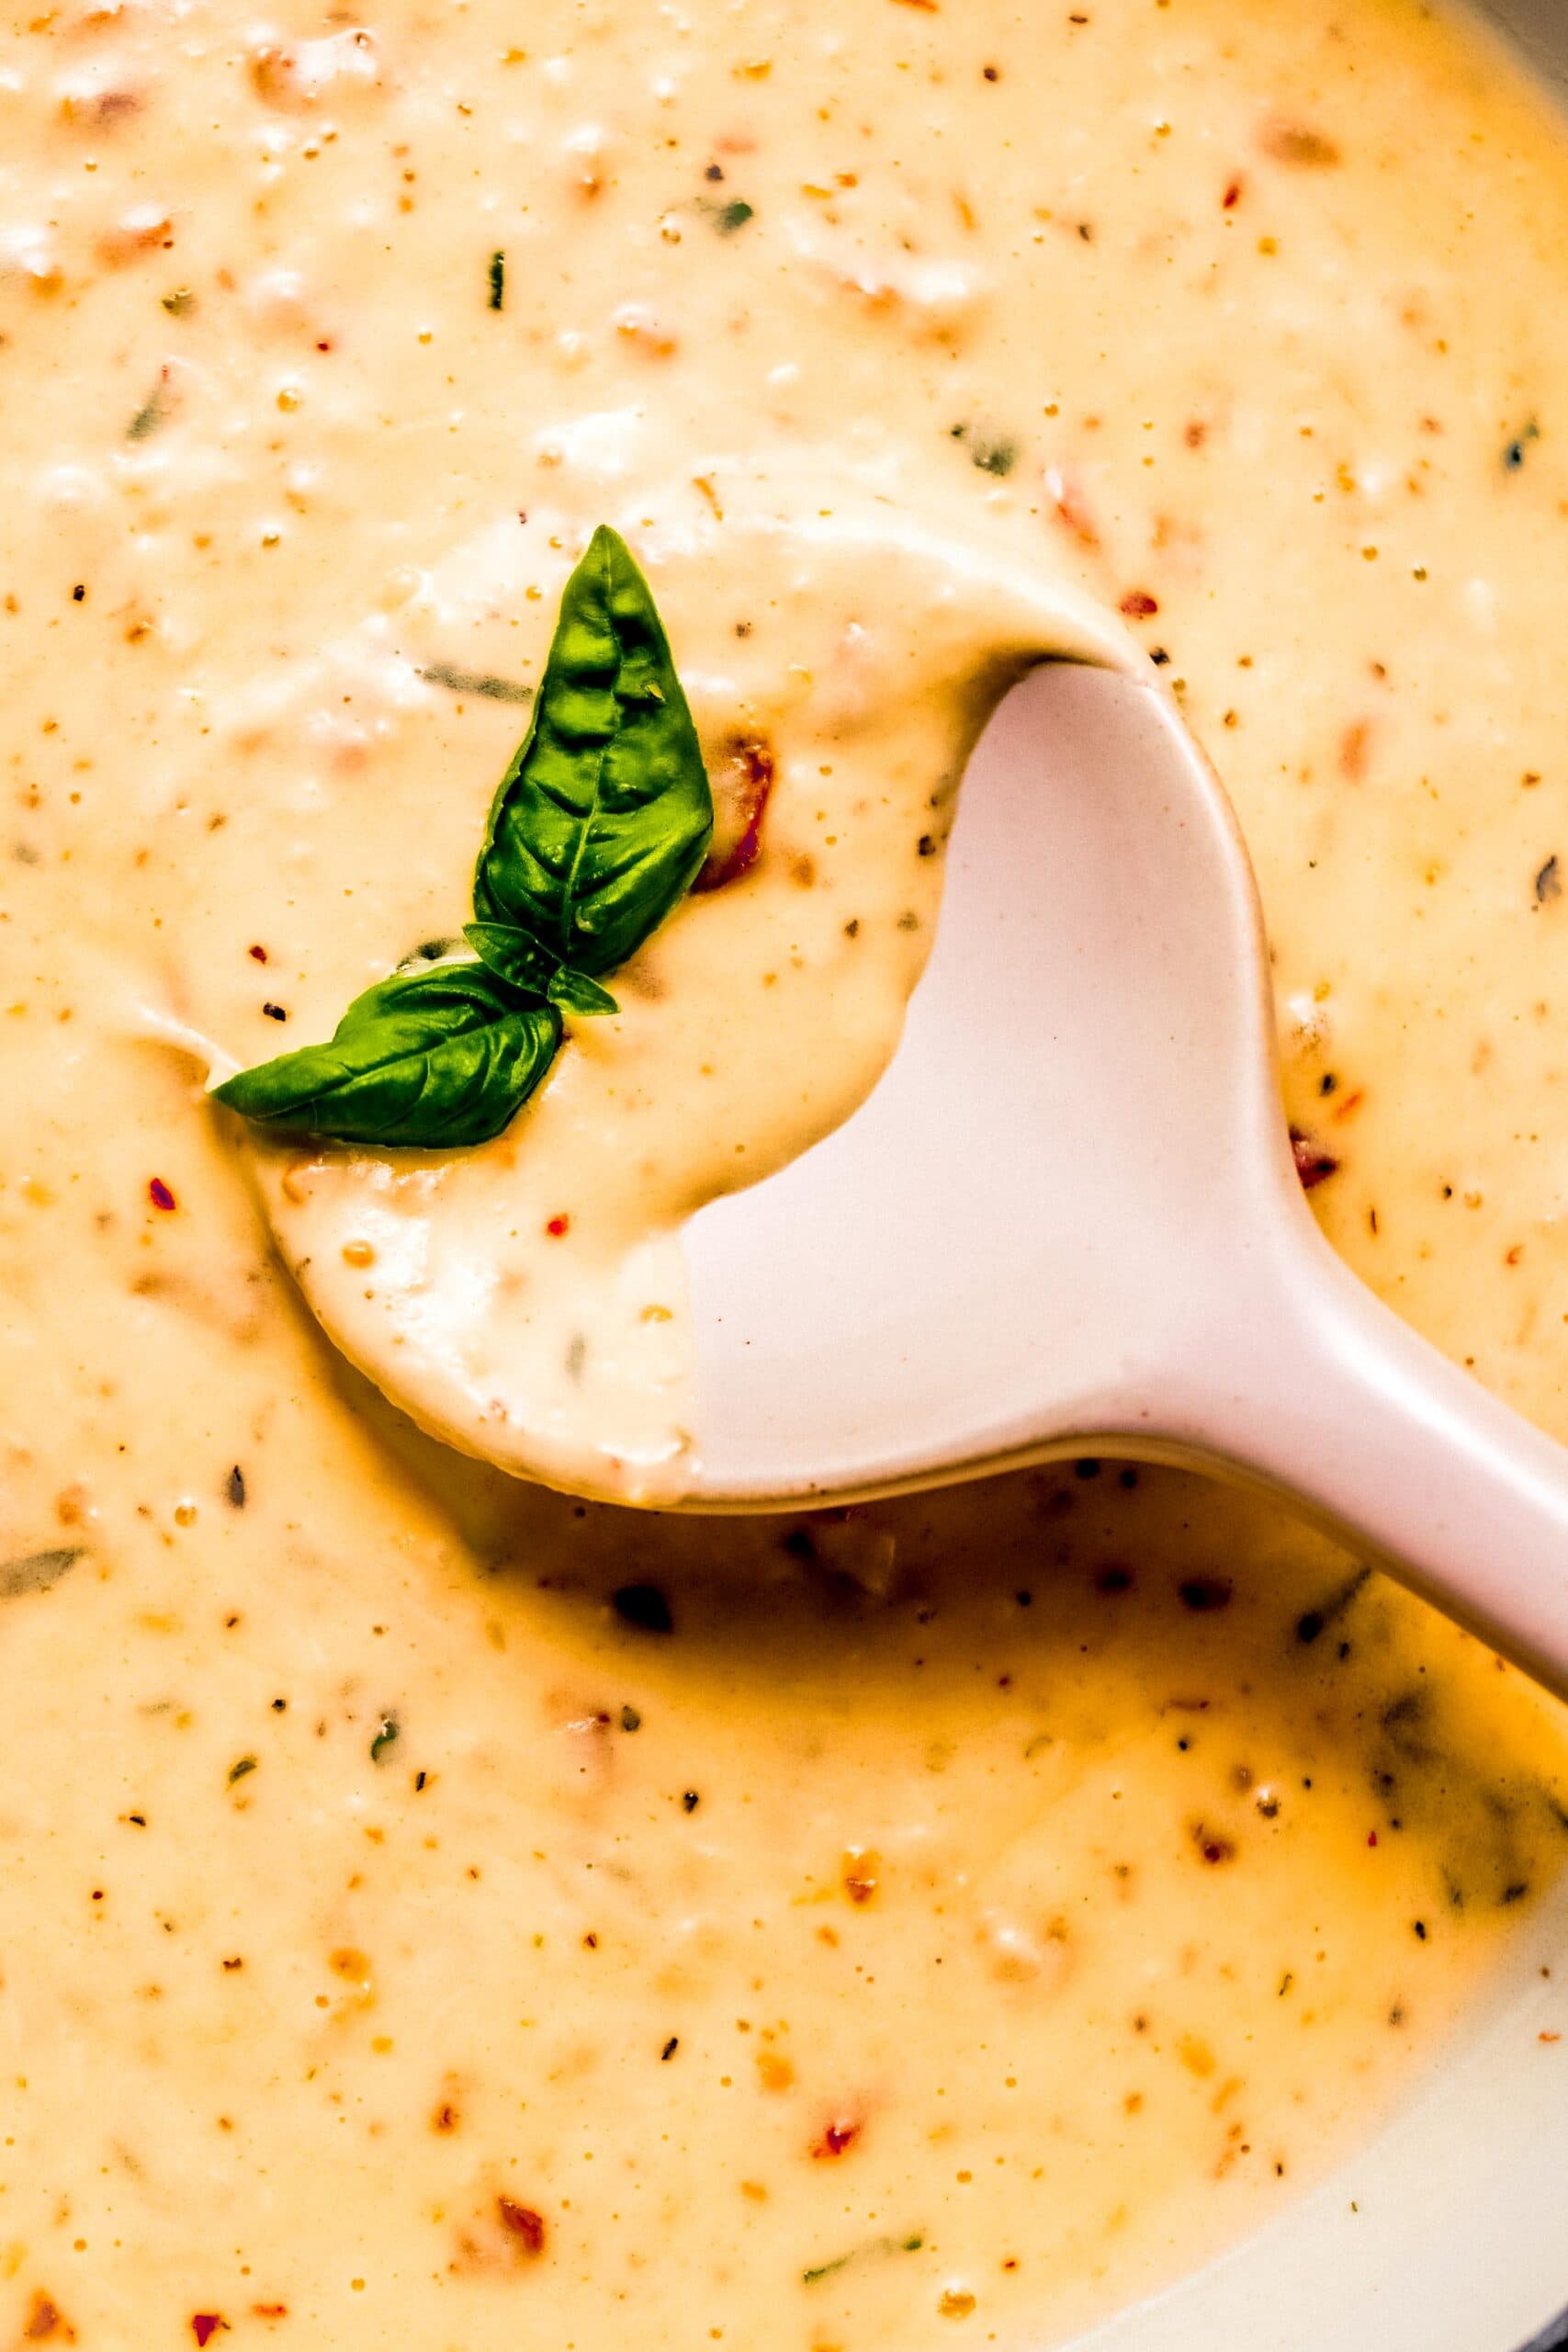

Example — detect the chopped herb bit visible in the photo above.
[128,379,170,441]
[1179,1576,1232,1612]
[227,1755,258,1784]
[714,198,755,234]
[416,661,533,705]
[226,1464,246,1507]
[619,1703,642,1732]
[949,422,1019,476]
[396,935,466,972]
[682,1789,700,1812]
[1535,854,1562,905]
[161,288,196,316]
[370,1714,400,1763]
[660,2034,679,2060]
[972,435,1018,477]
[612,1582,674,1634]
[0,1545,83,1600]
[1504,420,1540,471]
[488,249,505,310]
[1294,1565,1370,1645]
[804,2232,924,2287]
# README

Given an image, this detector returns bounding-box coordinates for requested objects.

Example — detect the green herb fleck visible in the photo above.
[0,1546,83,1600]
[714,198,755,234]
[804,2233,923,2287]
[217,528,711,1150]
[1294,1565,1370,1646]
[488,249,505,310]
[161,288,196,317]
[228,1755,258,1785]
[1504,420,1540,472]
[396,934,467,971]
[950,422,1017,476]
[128,376,170,441]
[370,1714,400,1764]
[418,661,533,705]
[620,1703,641,1732]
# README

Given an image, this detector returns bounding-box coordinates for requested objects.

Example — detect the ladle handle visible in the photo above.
[1176,1215,1568,1698]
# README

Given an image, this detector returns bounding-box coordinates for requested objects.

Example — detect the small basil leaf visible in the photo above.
[462,920,562,997]
[547,967,619,1018]
[471,524,714,979]
[214,961,561,1148]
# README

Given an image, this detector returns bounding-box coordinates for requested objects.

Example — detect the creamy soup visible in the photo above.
[4,0,1568,2346]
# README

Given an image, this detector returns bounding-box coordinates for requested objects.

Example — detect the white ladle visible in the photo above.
[681,661,1568,1697]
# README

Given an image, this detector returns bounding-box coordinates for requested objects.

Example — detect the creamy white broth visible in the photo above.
[5,0,1568,2347]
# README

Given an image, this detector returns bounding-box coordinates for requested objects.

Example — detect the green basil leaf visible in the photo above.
[461,920,561,997]
[214,961,561,1148]
[547,967,619,1018]
[471,525,714,980]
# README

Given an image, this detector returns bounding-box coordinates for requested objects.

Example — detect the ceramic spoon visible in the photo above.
[680,661,1568,1698]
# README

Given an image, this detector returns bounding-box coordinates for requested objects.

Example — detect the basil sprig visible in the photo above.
[215,527,712,1150]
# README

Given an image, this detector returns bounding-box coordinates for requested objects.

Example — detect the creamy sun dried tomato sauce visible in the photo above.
[4,0,1568,2346]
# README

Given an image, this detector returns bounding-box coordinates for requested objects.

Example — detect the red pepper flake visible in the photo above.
[149,1177,177,1212]
[248,944,268,963]
[1368,1830,1379,1847]
[1289,1128,1338,1191]
[191,2320,226,2348]
[1201,1838,1235,1864]
[497,2196,547,2255]
[811,2117,862,2158]
[694,734,774,894]
[1045,465,1100,549]
[1540,2030,1562,2043]
[1222,178,1243,209]
[545,1214,570,1238]
[1120,589,1159,618]
[251,2307,289,2322]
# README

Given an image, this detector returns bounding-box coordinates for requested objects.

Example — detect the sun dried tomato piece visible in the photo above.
[694,735,774,893]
